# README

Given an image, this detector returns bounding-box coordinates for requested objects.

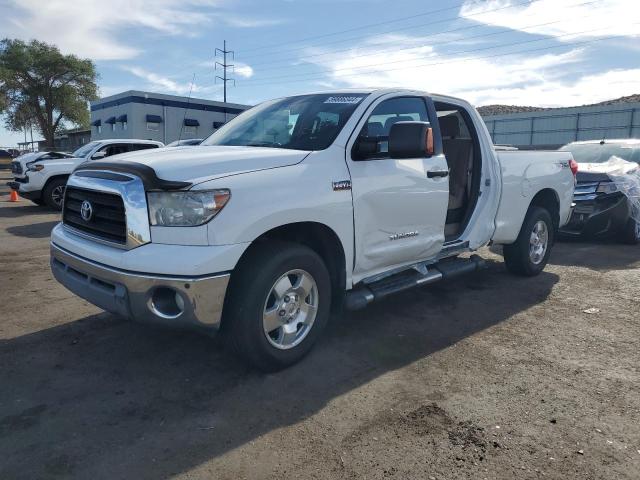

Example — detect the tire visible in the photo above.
[224,241,332,372]
[619,217,640,245]
[43,178,67,210]
[503,206,555,276]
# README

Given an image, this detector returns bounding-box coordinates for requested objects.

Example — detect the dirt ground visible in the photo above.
[1,173,639,480]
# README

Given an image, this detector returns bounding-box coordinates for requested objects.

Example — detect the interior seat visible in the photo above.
[439,115,473,223]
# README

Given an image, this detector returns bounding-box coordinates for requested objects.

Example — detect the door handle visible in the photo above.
[427,170,449,178]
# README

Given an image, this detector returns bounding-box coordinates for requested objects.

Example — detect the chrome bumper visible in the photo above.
[50,242,230,331]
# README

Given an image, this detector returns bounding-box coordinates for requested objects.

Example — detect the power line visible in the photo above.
[215,40,235,104]
[235,23,620,85]
[245,0,600,73]
[238,0,489,54]
[237,0,543,62]
[232,31,632,89]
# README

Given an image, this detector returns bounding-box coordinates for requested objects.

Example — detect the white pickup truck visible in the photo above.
[50,89,576,370]
[8,139,163,209]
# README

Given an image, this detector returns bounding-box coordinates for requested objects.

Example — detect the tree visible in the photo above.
[0,39,98,147]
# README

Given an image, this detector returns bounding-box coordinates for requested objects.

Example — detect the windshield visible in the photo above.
[72,141,101,158]
[560,143,639,164]
[202,93,369,151]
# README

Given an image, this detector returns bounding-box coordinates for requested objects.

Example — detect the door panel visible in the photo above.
[348,95,449,279]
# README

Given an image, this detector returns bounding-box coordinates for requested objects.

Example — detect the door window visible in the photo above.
[99,144,131,157]
[129,143,159,151]
[357,97,429,158]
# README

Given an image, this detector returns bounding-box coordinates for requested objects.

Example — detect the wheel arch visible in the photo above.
[529,188,560,232]
[43,174,70,192]
[233,221,347,316]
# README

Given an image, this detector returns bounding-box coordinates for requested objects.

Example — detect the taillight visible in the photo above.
[569,158,579,176]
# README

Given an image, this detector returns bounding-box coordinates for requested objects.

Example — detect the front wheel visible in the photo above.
[43,178,67,210]
[224,241,331,372]
[503,206,554,276]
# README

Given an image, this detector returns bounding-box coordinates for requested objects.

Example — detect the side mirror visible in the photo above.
[91,150,107,160]
[389,121,434,159]
[352,137,379,160]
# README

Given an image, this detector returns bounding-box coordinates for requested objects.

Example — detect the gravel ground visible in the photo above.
[1,174,639,480]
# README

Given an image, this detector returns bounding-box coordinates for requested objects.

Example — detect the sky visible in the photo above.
[1,0,639,146]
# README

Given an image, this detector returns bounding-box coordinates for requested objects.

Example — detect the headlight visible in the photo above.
[26,162,44,172]
[147,190,230,226]
[596,181,618,194]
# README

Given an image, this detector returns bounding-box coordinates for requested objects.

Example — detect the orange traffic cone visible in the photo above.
[9,190,19,202]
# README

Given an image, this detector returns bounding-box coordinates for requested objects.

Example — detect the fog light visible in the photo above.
[150,287,185,319]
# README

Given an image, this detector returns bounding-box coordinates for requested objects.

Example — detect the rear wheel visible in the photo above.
[43,178,67,210]
[619,217,640,245]
[503,207,554,276]
[224,241,331,372]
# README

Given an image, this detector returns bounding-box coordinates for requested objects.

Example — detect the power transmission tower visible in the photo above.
[215,40,235,104]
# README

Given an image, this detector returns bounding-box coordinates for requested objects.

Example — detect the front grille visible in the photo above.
[11,161,22,174]
[63,187,127,244]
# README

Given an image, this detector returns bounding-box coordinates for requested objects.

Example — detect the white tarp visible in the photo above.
[582,156,640,223]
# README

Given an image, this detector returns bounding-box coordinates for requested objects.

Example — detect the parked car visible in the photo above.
[50,89,576,370]
[559,139,640,244]
[166,138,203,147]
[0,148,14,169]
[7,139,164,209]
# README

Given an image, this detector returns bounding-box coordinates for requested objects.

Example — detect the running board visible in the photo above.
[345,255,485,311]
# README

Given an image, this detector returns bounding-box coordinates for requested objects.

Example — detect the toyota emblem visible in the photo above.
[80,200,94,222]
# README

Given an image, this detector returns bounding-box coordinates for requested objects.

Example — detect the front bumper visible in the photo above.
[51,242,230,331]
[560,193,630,237]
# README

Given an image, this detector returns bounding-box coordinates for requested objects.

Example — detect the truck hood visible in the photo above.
[99,145,311,184]
[576,156,639,183]
[13,153,83,174]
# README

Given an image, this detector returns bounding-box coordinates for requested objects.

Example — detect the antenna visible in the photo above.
[178,73,196,143]
[215,40,235,104]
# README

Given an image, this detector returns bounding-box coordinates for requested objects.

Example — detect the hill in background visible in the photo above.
[477,94,640,116]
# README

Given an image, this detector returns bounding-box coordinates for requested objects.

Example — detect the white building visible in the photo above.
[90,90,250,144]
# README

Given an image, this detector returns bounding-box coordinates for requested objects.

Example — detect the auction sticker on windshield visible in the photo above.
[324,96,364,104]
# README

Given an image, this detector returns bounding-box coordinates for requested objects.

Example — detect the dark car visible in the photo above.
[0,149,14,169]
[559,139,640,244]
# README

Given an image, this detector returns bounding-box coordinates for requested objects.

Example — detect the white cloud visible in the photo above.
[234,62,255,79]
[469,68,640,107]
[220,15,286,28]
[460,0,640,40]
[121,66,202,95]
[298,32,640,107]
[1,0,221,60]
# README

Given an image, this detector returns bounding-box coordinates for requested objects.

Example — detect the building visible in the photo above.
[481,101,640,149]
[37,127,91,152]
[90,90,250,145]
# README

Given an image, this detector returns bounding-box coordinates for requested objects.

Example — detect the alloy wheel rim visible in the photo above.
[262,269,319,350]
[529,220,549,265]
[52,186,65,206]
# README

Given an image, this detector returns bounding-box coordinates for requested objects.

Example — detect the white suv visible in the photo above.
[8,139,164,209]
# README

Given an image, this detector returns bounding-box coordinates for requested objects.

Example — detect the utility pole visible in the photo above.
[215,40,235,104]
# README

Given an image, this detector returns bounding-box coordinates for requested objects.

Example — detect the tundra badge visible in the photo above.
[332,180,352,191]
[389,231,419,241]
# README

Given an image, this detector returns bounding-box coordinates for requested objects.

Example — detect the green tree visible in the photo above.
[0,39,98,147]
